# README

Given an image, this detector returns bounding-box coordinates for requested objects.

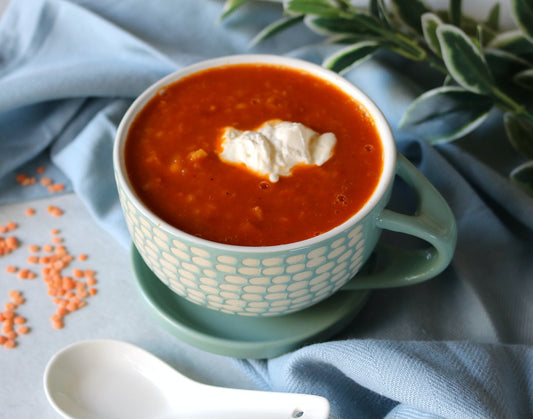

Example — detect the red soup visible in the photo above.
[125,64,383,246]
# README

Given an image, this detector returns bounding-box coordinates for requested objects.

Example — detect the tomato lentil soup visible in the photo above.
[125,64,383,246]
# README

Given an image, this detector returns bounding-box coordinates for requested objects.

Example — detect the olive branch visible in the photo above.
[222,0,533,195]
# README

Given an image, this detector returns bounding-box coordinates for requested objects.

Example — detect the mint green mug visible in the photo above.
[113,54,457,317]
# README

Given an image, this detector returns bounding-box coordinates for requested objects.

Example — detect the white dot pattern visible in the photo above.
[118,184,371,317]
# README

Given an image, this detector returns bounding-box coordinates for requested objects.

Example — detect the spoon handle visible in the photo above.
[187,384,330,419]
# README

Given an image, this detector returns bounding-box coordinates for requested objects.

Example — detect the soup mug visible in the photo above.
[113,54,457,317]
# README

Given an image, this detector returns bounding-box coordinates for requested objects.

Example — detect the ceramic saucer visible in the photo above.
[131,245,369,359]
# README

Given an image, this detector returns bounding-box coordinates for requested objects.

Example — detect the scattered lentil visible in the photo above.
[6,222,17,231]
[0,221,19,257]
[4,339,16,349]
[16,168,65,194]
[17,325,29,335]
[26,256,38,264]
[48,183,66,193]
[47,206,64,217]
[25,230,99,330]
[40,177,52,187]
[13,316,25,325]
[0,194,99,348]
[0,290,27,348]
[16,173,36,186]
[28,244,40,253]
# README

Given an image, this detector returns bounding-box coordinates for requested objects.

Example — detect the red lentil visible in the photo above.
[13,316,25,325]
[17,325,29,335]
[40,177,52,186]
[28,244,40,253]
[47,206,64,217]
[26,255,38,264]
[48,183,66,193]
[4,339,16,349]
[5,265,17,273]
[6,222,17,231]
[8,290,20,299]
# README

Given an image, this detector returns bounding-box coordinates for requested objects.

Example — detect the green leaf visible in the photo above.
[514,68,533,89]
[391,0,429,33]
[476,22,498,46]
[443,74,454,85]
[475,24,484,46]
[459,15,486,39]
[384,35,427,61]
[510,0,533,42]
[370,0,390,28]
[304,15,374,36]
[220,0,249,20]
[285,0,348,18]
[489,30,533,52]
[437,24,495,95]
[488,30,533,64]
[449,0,462,27]
[485,48,531,82]
[326,34,380,44]
[504,112,533,158]
[399,86,493,143]
[510,160,533,196]
[485,2,501,31]
[251,15,304,45]
[421,13,443,56]
[323,41,380,73]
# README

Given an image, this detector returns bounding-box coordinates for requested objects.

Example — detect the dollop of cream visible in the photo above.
[219,120,336,182]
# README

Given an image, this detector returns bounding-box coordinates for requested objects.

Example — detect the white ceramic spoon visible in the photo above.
[43,339,330,419]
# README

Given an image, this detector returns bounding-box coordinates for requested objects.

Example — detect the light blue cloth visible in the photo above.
[1,1,532,418]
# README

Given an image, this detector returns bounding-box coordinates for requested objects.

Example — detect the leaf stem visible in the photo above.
[424,52,448,74]
[349,13,428,61]
[491,87,533,123]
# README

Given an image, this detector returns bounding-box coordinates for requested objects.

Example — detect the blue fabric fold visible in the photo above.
[1,1,532,418]
[237,340,533,418]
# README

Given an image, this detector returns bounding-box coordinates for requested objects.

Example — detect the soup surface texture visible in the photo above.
[125,64,383,246]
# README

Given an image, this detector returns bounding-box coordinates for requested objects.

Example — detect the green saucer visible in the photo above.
[131,245,369,359]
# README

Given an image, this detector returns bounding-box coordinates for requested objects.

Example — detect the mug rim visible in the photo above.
[113,54,397,253]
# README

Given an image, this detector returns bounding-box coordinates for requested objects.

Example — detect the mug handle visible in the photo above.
[342,153,457,290]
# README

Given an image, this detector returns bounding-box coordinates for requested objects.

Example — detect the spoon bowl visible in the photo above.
[43,339,330,419]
